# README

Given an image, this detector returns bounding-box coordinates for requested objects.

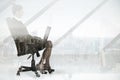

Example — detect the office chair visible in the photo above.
[6,17,40,77]
[15,37,40,77]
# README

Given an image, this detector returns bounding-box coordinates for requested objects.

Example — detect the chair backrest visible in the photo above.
[6,17,30,56]
[6,17,29,39]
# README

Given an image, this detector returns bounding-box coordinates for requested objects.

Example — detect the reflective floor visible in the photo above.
[0,54,120,80]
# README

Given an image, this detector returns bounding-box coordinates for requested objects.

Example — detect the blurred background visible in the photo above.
[0,0,120,80]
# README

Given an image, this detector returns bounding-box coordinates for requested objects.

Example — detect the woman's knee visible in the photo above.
[45,40,53,48]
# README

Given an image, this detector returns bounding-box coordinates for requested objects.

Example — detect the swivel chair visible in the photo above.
[7,17,40,77]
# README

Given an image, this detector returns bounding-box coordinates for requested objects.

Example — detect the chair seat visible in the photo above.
[15,39,37,56]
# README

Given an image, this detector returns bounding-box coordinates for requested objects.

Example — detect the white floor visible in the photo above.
[0,54,120,80]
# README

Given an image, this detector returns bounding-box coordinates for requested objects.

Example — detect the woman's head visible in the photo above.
[12,4,23,18]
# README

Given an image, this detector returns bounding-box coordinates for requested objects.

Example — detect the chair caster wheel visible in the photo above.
[36,74,40,77]
[16,72,20,76]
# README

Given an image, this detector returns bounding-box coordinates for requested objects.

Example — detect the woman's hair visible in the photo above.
[12,4,23,15]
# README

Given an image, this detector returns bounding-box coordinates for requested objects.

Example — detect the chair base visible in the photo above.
[16,66,40,77]
[16,54,40,77]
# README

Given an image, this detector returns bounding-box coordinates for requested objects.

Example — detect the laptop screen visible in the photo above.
[43,26,51,42]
